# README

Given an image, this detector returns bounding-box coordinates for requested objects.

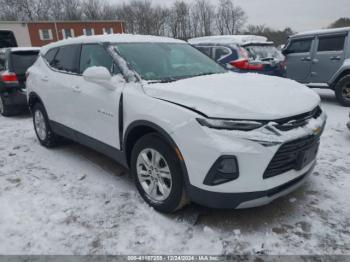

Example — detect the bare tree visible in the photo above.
[191,0,215,37]
[168,1,191,39]
[0,0,21,20]
[115,0,168,36]
[216,0,246,35]
[61,0,83,20]
[82,0,102,20]
[246,24,266,35]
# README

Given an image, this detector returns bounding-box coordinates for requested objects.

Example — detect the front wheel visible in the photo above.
[131,134,188,213]
[335,75,350,107]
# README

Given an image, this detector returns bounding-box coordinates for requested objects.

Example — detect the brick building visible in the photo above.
[0,20,125,47]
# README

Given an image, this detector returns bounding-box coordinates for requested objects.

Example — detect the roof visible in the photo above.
[292,27,350,38]
[188,35,270,46]
[0,47,41,53]
[41,34,186,53]
[10,47,41,52]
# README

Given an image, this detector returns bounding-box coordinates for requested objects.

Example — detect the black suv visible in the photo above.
[0,47,40,116]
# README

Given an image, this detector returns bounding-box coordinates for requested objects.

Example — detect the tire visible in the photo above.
[32,103,60,148]
[0,95,16,117]
[131,133,189,213]
[335,75,350,107]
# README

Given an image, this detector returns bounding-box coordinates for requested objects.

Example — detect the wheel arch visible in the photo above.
[330,68,350,89]
[28,92,44,112]
[123,120,191,189]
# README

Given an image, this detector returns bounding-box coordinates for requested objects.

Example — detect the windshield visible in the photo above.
[111,43,226,82]
[244,45,284,62]
[11,51,39,74]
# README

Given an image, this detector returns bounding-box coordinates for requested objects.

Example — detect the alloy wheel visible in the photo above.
[34,110,47,140]
[136,148,172,202]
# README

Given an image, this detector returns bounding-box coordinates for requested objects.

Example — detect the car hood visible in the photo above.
[143,72,320,120]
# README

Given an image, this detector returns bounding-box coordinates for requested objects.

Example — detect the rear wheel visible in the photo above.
[335,75,350,107]
[32,103,61,148]
[131,134,188,213]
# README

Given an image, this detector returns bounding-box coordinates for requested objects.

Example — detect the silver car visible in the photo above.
[283,27,350,107]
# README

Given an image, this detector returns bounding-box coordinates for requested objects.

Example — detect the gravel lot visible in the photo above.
[0,89,349,255]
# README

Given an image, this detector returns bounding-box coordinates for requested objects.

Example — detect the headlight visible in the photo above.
[197,118,264,131]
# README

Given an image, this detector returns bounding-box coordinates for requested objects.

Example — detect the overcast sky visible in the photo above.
[112,0,350,32]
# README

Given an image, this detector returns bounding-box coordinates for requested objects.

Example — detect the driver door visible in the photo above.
[73,44,124,149]
[285,37,315,83]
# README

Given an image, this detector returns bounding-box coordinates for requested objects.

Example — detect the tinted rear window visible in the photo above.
[51,45,80,73]
[318,35,346,52]
[0,31,17,48]
[10,51,39,74]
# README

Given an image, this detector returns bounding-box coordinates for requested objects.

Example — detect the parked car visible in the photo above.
[189,35,286,77]
[347,112,350,130]
[27,35,326,213]
[0,30,18,48]
[283,27,350,107]
[0,47,40,116]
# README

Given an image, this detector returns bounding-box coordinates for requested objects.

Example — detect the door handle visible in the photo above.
[72,85,81,93]
[330,56,341,61]
[301,57,311,62]
[41,76,49,82]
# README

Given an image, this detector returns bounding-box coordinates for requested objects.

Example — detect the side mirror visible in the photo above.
[83,66,112,83]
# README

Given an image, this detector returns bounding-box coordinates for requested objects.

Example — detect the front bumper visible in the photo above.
[187,162,315,209]
[173,110,326,208]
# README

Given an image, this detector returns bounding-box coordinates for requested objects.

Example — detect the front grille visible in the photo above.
[274,106,322,131]
[263,135,320,179]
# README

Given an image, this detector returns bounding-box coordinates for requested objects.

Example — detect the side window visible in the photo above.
[80,44,120,75]
[196,46,211,57]
[287,39,312,54]
[51,45,80,73]
[214,47,231,61]
[317,35,346,52]
[44,48,58,64]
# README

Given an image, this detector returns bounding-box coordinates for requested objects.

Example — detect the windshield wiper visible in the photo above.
[193,72,217,77]
[148,77,178,84]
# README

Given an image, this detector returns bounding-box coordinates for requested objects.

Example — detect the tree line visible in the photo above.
[1,0,347,45]
[0,0,249,38]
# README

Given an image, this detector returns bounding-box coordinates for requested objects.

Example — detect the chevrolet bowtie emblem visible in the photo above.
[313,127,322,135]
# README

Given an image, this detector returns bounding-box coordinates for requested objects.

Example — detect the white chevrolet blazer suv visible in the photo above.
[26,34,327,213]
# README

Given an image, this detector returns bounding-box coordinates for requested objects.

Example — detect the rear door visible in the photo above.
[310,33,347,83]
[9,50,39,89]
[44,44,81,129]
[285,37,314,83]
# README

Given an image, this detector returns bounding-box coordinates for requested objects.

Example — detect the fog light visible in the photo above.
[204,156,239,186]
